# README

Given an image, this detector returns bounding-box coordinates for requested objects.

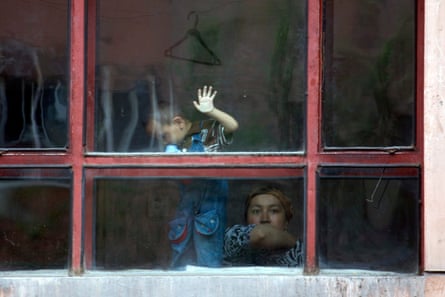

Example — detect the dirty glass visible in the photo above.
[93,0,306,153]
[317,167,419,273]
[322,0,415,148]
[93,177,304,269]
[0,168,71,270]
[0,1,69,149]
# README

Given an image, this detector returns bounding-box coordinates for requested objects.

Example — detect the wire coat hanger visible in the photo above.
[164,11,222,66]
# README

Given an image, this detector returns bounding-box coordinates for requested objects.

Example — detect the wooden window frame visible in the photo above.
[0,0,424,275]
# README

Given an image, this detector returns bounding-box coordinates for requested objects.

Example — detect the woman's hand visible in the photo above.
[249,224,297,250]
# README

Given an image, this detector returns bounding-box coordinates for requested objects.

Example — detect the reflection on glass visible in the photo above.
[93,0,306,152]
[0,1,69,149]
[322,0,415,147]
[317,167,419,273]
[94,178,303,270]
[0,177,71,270]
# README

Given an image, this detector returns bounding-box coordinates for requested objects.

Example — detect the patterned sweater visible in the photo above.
[223,224,303,267]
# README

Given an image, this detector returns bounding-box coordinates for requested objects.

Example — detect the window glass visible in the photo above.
[0,1,69,149]
[93,177,303,269]
[317,167,419,273]
[322,0,415,148]
[0,168,71,270]
[93,0,306,153]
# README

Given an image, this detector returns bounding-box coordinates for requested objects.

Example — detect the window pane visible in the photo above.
[93,0,306,153]
[317,167,419,273]
[93,177,303,269]
[0,1,69,149]
[322,0,415,148]
[0,168,71,270]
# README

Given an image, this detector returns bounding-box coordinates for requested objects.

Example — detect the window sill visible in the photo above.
[0,266,414,277]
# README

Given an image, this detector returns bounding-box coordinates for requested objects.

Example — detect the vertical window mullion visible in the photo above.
[305,0,322,274]
[416,0,425,272]
[86,0,97,152]
[69,0,87,275]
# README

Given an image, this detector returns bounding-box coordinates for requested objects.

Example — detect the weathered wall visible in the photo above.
[0,272,430,297]
[2,271,445,297]
[424,0,445,271]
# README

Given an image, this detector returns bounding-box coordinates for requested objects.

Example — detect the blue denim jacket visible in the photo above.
[167,130,228,268]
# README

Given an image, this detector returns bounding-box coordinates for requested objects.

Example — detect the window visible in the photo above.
[318,166,419,273]
[316,0,420,273]
[89,0,306,153]
[323,0,416,148]
[0,167,71,270]
[0,0,71,271]
[0,0,422,275]
[88,171,304,269]
[0,0,69,149]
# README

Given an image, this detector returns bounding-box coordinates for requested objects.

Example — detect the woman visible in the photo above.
[223,186,303,267]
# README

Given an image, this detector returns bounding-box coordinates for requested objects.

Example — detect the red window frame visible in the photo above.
[0,0,424,274]
[82,166,305,268]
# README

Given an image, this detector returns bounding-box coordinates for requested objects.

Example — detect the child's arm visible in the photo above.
[193,85,239,133]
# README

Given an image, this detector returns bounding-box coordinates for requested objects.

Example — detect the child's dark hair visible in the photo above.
[154,101,184,125]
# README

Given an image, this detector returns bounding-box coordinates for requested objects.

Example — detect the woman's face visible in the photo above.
[246,194,288,230]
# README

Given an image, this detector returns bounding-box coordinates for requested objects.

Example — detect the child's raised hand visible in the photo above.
[193,85,217,113]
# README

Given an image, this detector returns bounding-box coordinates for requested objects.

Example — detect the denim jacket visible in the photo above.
[167,122,229,268]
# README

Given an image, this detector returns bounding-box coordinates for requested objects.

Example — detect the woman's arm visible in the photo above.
[249,224,297,250]
[223,224,254,259]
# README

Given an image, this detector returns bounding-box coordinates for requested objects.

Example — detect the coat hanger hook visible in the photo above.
[187,11,199,28]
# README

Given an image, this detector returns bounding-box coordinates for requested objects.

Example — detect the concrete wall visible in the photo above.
[1,271,445,297]
[424,0,445,271]
[0,272,430,297]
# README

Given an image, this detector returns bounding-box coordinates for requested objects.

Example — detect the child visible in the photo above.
[146,85,238,153]
[146,85,238,268]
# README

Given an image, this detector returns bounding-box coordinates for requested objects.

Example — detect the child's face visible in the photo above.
[147,117,187,145]
[160,122,184,145]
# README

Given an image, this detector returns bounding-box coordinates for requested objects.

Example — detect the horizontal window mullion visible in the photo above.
[0,154,72,165]
[84,166,305,178]
[82,155,307,167]
[318,166,420,178]
[318,152,421,165]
